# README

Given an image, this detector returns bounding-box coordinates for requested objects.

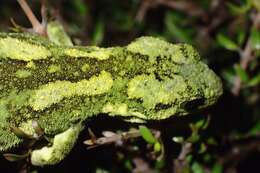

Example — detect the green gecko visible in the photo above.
[0,33,223,166]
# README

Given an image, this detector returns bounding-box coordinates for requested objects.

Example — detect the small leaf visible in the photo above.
[83,139,95,145]
[186,154,193,163]
[195,118,210,130]
[252,0,260,11]
[72,0,88,16]
[227,0,252,14]
[212,163,223,173]
[124,159,133,171]
[95,168,110,173]
[102,131,116,137]
[155,159,165,170]
[246,73,260,87]
[189,133,200,143]
[207,137,217,145]
[29,171,38,173]
[153,142,161,152]
[172,136,184,143]
[217,34,239,51]
[191,162,204,173]
[198,143,207,153]
[164,11,194,43]
[188,124,200,143]
[92,19,105,46]
[250,27,260,50]
[237,31,246,46]
[203,154,211,162]
[248,121,260,135]
[234,64,249,83]
[195,120,204,129]
[139,125,156,144]
[221,68,236,87]
[3,153,29,162]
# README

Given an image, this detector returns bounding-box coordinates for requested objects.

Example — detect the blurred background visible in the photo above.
[0,0,259,173]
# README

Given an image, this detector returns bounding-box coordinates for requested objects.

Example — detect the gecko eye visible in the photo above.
[182,98,205,111]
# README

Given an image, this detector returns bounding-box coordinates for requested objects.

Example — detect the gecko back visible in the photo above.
[0,33,222,152]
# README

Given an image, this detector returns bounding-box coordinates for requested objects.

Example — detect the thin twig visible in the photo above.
[173,142,192,173]
[136,0,207,22]
[135,0,152,22]
[84,128,141,147]
[17,0,46,35]
[40,0,48,27]
[133,157,153,173]
[232,12,260,95]
[158,0,206,18]
[218,136,260,170]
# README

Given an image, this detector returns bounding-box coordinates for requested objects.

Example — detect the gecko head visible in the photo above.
[175,44,223,112]
[126,37,223,120]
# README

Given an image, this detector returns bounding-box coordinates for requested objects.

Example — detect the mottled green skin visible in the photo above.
[0,33,222,154]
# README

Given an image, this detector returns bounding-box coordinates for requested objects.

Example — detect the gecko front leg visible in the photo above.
[30,123,82,166]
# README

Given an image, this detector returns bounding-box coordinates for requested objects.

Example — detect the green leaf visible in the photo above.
[198,143,207,153]
[72,0,88,16]
[164,11,194,43]
[188,123,201,143]
[217,34,239,51]
[124,159,133,171]
[92,19,105,46]
[191,162,204,173]
[155,159,165,170]
[248,121,260,135]
[195,119,205,129]
[186,154,193,163]
[95,168,110,173]
[113,14,135,32]
[237,31,246,46]
[154,141,161,152]
[207,137,217,145]
[252,0,260,11]
[221,68,236,87]
[227,0,252,14]
[250,27,260,50]
[139,125,156,144]
[172,136,184,143]
[203,154,211,162]
[211,163,223,173]
[195,117,210,130]
[188,133,200,143]
[246,73,260,87]
[234,64,249,83]
[29,171,38,173]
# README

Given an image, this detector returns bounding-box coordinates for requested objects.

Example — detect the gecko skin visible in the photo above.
[0,33,222,165]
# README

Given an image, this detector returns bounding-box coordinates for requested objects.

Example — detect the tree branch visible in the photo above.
[232,11,260,95]
[17,0,46,35]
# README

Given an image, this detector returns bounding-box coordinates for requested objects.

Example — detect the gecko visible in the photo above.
[0,33,222,166]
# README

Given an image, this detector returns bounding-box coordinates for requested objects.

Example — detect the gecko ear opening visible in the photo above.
[182,98,205,111]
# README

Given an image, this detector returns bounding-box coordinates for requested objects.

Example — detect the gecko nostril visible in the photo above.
[182,98,205,111]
